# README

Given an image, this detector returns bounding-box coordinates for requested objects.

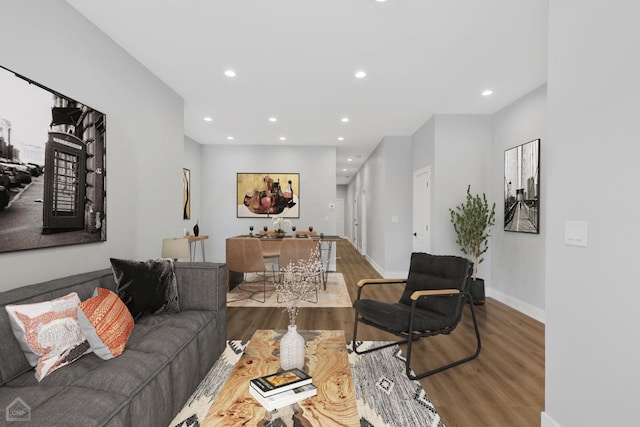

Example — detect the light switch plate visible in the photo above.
[564,221,587,247]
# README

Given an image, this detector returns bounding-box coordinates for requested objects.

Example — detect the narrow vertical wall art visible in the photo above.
[183,168,190,220]
[504,139,540,233]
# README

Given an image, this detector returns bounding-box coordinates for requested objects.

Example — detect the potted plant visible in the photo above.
[449,185,496,304]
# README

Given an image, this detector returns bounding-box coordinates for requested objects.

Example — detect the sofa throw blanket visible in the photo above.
[110,258,180,321]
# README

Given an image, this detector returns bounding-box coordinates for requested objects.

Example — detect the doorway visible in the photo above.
[335,198,345,237]
[412,166,431,253]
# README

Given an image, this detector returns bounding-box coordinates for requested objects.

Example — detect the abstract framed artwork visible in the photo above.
[237,173,299,218]
[504,138,540,234]
[183,168,190,220]
[0,64,107,254]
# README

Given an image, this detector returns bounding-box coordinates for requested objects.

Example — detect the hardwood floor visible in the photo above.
[227,239,545,427]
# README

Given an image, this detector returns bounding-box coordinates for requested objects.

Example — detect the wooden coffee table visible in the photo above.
[202,329,359,426]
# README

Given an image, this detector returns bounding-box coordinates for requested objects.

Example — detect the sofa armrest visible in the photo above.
[174,262,226,312]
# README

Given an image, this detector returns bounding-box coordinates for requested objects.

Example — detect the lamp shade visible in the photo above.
[162,238,189,260]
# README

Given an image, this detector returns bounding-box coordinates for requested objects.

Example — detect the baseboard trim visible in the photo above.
[367,256,384,277]
[486,287,545,324]
[541,412,561,427]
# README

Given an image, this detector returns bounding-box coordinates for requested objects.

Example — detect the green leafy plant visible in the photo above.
[449,185,496,280]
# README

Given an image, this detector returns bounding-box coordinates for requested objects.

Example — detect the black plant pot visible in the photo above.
[467,278,485,305]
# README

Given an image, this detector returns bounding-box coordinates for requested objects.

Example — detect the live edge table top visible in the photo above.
[202,329,359,426]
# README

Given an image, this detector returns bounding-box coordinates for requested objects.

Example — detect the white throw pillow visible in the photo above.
[5,292,92,381]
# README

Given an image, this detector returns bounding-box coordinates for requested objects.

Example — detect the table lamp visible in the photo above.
[162,237,189,261]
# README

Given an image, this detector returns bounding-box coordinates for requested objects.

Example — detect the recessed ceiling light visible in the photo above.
[203,116,213,122]
[226,136,234,140]
[376,0,388,2]
[341,117,350,123]
[482,89,493,96]
[268,117,277,122]
[343,168,347,172]
[355,71,367,79]
[338,137,345,141]
[279,137,287,141]
[347,158,353,162]
[224,70,236,77]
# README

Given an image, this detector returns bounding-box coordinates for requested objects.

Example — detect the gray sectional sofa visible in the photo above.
[0,262,226,427]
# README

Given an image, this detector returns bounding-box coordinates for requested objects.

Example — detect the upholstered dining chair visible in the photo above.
[225,237,276,303]
[278,238,323,303]
[352,252,480,380]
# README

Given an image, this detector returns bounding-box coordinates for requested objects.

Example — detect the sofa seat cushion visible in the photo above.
[5,349,167,398]
[0,385,127,426]
[126,310,214,360]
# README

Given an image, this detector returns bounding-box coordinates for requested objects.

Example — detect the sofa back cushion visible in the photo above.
[0,269,115,385]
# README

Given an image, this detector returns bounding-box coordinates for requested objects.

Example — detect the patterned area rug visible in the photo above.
[170,340,445,427]
[226,272,352,308]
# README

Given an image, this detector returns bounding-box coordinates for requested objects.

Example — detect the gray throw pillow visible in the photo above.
[110,258,180,321]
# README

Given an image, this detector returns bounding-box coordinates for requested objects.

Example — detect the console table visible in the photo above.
[186,235,208,261]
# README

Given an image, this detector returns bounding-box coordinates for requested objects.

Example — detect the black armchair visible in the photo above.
[352,252,481,379]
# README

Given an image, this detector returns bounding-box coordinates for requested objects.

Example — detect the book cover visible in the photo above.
[249,383,317,411]
[250,368,312,397]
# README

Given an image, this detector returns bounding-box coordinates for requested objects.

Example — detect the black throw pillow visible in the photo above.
[110,258,180,321]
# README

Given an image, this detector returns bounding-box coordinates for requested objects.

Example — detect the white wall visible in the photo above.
[347,136,413,276]
[383,136,413,275]
[491,85,547,321]
[200,145,336,263]
[431,115,494,282]
[544,1,640,426]
[0,0,184,291]
[183,136,203,236]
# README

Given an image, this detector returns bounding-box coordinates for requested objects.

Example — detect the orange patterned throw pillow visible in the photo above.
[77,288,134,360]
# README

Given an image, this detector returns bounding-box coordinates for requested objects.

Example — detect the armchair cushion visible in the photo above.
[354,300,453,332]
[399,253,469,322]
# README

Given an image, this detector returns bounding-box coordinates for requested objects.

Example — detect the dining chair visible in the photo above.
[278,238,322,303]
[225,237,276,303]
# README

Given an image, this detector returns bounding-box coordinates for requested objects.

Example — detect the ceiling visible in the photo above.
[64,0,548,185]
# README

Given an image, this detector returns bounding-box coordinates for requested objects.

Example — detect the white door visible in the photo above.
[360,189,367,256]
[352,196,358,248]
[335,199,345,237]
[413,166,431,253]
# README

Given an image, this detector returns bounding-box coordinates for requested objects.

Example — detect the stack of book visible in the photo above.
[249,368,317,411]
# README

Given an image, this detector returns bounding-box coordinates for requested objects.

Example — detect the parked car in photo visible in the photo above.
[0,185,9,211]
[0,161,31,185]
[0,164,19,188]
[27,162,43,176]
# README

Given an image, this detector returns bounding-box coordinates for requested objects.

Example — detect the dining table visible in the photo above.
[226,234,339,291]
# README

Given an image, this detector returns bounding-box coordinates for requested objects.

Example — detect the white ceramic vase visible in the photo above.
[280,324,305,370]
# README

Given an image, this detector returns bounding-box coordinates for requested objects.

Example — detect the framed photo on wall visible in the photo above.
[0,64,107,254]
[237,173,299,218]
[504,138,540,234]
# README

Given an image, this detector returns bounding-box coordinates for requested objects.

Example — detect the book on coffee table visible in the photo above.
[250,368,312,397]
[249,383,318,411]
